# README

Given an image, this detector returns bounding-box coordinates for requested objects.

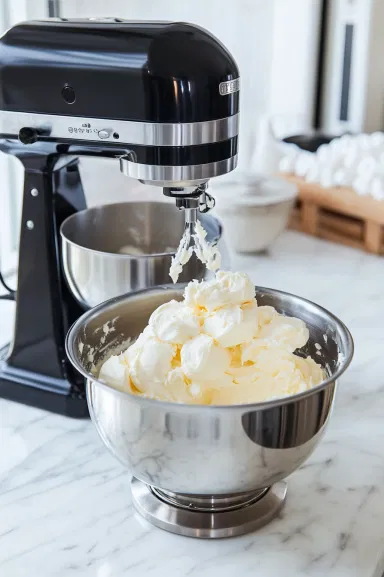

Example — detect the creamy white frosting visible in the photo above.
[169,235,193,284]
[193,220,221,272]
[185,270,255,311]
[169,220,221,283]
[99,271,324,405]
[203,302,259,347]
[124,327,176,397]
[98,354,129,392]
[241,312,309,361]
[181,334,231,381]
[149,300,200,344]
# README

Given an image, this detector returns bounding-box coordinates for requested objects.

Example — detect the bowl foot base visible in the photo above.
[131,477,287,539]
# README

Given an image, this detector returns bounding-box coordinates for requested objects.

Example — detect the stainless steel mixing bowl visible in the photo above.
[66,285,353,496]
[60,202,223,308]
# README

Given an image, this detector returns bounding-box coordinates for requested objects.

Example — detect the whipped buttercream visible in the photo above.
[185,270,255,311]
[169,220,221,283]
[99,271,325,405]
[149,300,200,344]
[203,302,259,347]
[99,354,129,392]
[123,326,176,398]
[181,334,231,381]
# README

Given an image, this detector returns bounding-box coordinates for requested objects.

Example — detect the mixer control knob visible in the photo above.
[18,126,49,145]
[19,127,39,144]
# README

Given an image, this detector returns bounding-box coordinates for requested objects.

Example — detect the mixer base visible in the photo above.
[0,344,88,418]
[131,477,287,539]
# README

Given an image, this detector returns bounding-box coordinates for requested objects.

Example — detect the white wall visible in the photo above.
[364,0,384,132]
[269,0,321,134]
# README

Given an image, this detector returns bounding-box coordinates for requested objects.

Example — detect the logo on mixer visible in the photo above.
[219,78,240,96]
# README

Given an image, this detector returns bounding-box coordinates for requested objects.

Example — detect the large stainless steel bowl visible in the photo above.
[66,285,353,496]
[60,202,223,308]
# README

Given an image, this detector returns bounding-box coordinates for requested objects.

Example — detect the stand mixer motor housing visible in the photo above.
[0,19,239,417]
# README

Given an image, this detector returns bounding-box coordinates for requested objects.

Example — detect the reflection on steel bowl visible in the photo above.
[60,201,224,308]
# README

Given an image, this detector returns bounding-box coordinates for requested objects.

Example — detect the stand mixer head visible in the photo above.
[1,18,239,196]
[0,18,239,416]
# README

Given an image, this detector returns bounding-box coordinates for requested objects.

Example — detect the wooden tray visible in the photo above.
[284,175,384,255]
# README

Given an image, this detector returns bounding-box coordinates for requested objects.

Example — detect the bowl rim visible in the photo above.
[66,283,354,412]
[59,201,221,259]
[212,175,298,208]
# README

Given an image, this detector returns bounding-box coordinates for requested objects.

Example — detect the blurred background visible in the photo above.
[1,0,383,272]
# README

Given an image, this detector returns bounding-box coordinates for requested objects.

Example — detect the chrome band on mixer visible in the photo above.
[0,110,239,146]
[119,155,238,186]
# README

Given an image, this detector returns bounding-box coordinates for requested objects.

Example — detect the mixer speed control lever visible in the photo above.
[98,130,111,139]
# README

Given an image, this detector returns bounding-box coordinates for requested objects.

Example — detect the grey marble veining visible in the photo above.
[1,230,384,577]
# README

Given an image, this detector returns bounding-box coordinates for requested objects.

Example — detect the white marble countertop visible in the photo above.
[1,231,384,577]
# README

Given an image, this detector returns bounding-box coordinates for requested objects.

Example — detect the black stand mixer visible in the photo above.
[0,19,239,417]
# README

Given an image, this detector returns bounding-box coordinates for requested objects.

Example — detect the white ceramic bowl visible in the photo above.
[212,175,297,253]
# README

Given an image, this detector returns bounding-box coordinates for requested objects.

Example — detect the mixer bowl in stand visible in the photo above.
[60,201,224,308]
[66,286,353,538]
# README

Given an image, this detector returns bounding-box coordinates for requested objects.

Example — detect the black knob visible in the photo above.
[19,127,39,144]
